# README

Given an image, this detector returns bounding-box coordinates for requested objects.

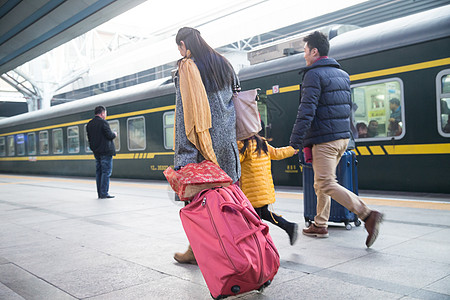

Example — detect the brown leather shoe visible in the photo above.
[302,224,329,238]
[174,245,197,264]
[364,210,383,248]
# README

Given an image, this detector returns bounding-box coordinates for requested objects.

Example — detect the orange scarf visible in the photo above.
[177,51,218,165]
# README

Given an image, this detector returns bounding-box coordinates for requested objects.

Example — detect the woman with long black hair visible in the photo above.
[173,27,241,264]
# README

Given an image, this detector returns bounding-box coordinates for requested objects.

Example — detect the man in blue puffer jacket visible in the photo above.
[290,31,383,248]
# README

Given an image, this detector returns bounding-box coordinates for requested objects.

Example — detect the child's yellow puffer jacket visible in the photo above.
[238,139,295,208]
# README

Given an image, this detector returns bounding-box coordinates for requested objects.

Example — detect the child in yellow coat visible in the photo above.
[238,134,299,245]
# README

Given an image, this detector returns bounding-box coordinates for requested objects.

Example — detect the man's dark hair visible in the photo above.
[94,105,106,115]
[389,98,400,106]
[303,31,329,56]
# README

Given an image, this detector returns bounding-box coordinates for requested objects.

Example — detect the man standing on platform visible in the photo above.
[87,105,117,199]
[289,31,383,247]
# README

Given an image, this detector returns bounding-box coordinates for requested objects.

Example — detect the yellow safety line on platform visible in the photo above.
[360,197,450,210]
[1,174,448,210]
[275,191,450,211]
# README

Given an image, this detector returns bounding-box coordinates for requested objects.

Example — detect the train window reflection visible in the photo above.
[39,131,49,154]
[127,116,146,151]
[437,70,450,137]
[257,94,268,138]
[7,136,14,156]
[67,126,80,154]
[0,137,5,156]
[16,134,25,156]
[52,129,64,154]
[163,112,174,150]
[108,120,120,151]
[351,79,404,140]
[28,133,36,155]
[84,125,92,153]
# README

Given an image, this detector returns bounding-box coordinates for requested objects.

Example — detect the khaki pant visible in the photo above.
[312,139,371,228]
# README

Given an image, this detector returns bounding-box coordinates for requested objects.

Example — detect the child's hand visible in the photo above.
[294,149,299,155]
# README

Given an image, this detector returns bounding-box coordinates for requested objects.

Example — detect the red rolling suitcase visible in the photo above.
[180,184,279,299]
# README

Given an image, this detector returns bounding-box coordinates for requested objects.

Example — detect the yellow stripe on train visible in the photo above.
[0,105,176,137]
[265,57,450,95]
[355,143,450,155]
[0,152,174,162]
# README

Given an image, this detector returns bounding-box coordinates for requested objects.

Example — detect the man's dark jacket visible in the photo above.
[87,116,116,156]
[290,57,351,148]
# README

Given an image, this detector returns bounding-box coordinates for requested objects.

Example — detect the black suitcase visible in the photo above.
[302,150,361,230]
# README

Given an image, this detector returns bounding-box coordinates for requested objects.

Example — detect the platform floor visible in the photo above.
[0,174,449,300]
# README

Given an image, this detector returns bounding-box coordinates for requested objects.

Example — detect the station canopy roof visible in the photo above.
[0,0,367,76]
[0,0,147,75]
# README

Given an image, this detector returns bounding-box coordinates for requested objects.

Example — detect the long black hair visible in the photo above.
[176,27,234,93]
[239,134,268,157]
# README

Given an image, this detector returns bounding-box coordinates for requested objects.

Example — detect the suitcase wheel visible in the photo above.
[258,280,272,292]
[212,294,228,300]
[305,220,311,227]
[345,223,352,230]
[231,285,240,294]
[354,219,361,227]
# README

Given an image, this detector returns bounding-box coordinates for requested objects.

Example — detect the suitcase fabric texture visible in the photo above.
[163,160,233,201]
[180,184,280,299]
[302,150,361,230]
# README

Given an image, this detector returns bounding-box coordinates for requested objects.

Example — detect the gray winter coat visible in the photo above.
[173,71,241,183]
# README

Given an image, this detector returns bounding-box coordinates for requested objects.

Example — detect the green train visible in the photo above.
[1,6,449,194]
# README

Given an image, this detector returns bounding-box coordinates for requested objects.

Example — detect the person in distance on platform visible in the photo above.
[172,27,241,264]
[86,105,117,199]
[238,134,299,245]
[289,31,383,247]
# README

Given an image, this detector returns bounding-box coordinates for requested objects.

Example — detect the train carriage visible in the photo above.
[0,78,177,180]
[1,6,449,193]
[239,5,450,193]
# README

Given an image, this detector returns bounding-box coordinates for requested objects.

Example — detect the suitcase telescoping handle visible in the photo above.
[220,202,269,244]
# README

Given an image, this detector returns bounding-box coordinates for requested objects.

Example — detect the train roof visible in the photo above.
[0,77,174,129]
[239,4,450,81]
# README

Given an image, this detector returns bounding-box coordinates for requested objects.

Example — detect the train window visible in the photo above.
[436,70,450,137]
[28,133,36,155]
[67,126,80,154]
[0,137,5,156]
[257,94,268,138]
[127,116,146,151]
[84,124,92,153]
[16,134,25,156]
[39,131,49,154]
[163,112,174,150]
[351,78,404,140]
[108,120,120,151]
[7,136,15,156]
[52,128,64,154]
